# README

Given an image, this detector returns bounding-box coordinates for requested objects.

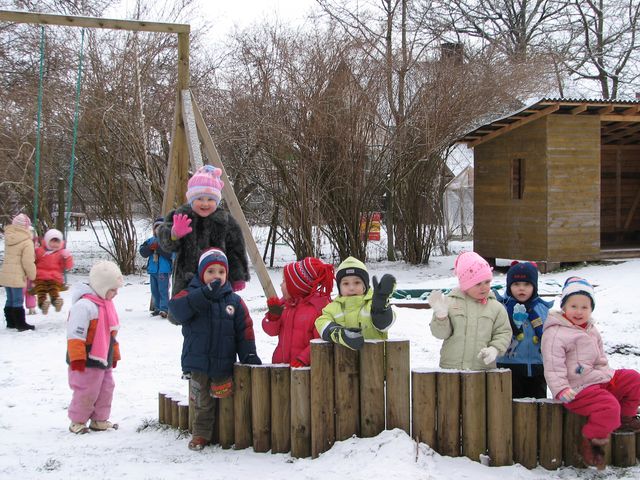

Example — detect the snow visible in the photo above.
[1,221,639,479]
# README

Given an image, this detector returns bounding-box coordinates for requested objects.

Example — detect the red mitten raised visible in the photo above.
[70,360,86,372]
[266,296,284,320]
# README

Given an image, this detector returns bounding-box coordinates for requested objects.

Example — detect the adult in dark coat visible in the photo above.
[156,165,250,302]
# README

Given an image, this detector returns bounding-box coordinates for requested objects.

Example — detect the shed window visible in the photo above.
[511,158,525,199]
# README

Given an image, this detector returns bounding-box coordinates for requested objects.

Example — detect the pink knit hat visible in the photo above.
[454,251,493,291]
[186,165,224,207]
[11,213,31,228]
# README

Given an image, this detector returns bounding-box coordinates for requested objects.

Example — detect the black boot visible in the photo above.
[4,306,16,329]
[14,307,35,331]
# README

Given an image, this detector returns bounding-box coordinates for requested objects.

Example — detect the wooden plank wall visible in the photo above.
[600,145,640,244]
[546,115,601,261]
[474,117,548,261]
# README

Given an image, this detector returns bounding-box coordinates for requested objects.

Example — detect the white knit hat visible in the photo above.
[89,261,124,299]
[43,229,63,249]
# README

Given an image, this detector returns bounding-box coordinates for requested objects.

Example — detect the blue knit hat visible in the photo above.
[198,248,228,282]
[506,261,539,299]
[560,277,595,310]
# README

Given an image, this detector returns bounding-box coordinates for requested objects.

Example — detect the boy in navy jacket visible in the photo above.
[169,248,260,451]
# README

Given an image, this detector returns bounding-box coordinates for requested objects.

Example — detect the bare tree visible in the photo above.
[564,0,640,98]
[433,0,569,60]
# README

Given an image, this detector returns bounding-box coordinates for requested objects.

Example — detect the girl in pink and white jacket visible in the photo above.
[542,277,640,469]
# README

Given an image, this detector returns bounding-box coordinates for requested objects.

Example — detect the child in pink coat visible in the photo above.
[262,257,334,367]
[542,277,640,469]
[34,229,73,314]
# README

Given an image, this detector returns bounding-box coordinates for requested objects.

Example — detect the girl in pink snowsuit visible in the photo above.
[542,277,640,469]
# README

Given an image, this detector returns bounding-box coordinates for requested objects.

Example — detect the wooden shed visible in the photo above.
[458,99,640,270]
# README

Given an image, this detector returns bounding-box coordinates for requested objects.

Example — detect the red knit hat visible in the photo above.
[283,257,334,299]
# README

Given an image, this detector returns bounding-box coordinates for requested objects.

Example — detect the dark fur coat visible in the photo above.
[156,204,250,296]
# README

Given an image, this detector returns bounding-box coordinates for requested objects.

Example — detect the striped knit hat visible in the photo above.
[186,165,224,207]
[198,248,228,282]
[284,257,334,299]
[560,277,595,310]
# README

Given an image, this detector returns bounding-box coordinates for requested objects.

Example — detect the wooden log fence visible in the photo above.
[157,340,640,469]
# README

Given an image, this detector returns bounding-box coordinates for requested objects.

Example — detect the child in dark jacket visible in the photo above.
[496,261,553,398]
[156,165,249,303]
[169,248,261,451]
[139,217,173,318]
[262,257,334,367]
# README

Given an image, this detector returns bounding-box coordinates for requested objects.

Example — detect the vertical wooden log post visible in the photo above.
[487,369,513,466]
[291,368,311,459]
[171,398,180,429]
[411,370,437,449]
[164,393,174,428]
[178,400,189,431]
[563,409,586,468]
[233,364,253,450]
[360,341,385,438]
[437,371,461,457]
[334,346,360,440]
[461,371,486,462]
[311,341,335,458]
[537,399,563,470]
[270,365,291,454]
[217,396,234,449]
[386,339,410,434]
[612,431,636,467]
[251,365,271,453]
[513,399,537,469]
[159,392,166,424]
[637,432,640,463]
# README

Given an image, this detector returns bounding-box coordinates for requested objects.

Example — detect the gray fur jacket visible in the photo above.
[156,204,250,296]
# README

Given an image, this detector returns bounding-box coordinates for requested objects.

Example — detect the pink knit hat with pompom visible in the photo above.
[454,251,493,291]
[186,165,224,207]
[12,213,31,228]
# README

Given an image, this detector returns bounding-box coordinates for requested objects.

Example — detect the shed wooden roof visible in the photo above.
[459,98,640,148]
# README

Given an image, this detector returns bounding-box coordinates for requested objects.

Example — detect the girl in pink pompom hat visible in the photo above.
[154,165,250,319]
[427,251,511,371]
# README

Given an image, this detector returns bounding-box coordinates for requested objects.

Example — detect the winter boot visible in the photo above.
[53,297,64,312]
[14,308,35,331]
[89,419,118,431]
[188,435,209,451]
[619,415,640,432]
[69,422,89,434]
[579,436,607,470]
[40,299,51,315]
[4,306,16,329]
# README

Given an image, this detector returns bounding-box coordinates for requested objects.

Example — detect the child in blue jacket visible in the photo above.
[168,248,261,451]
[496,261,553,398]
[139,217,173,318]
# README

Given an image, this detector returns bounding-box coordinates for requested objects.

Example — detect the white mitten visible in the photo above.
[477,346,499,365]
[427,290,449,318]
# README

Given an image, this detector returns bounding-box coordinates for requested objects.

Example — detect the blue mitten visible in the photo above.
[512,303,527,328]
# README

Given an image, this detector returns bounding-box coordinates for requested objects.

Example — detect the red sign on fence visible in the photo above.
[360,212,381,241]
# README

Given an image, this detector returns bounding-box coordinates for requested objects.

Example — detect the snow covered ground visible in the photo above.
[1,221,639,479]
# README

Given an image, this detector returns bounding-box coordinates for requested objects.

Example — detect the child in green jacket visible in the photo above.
[315,256,396,350]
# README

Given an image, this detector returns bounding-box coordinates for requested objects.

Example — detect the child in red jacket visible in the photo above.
[34,229,73,314]
[262,257,334,367]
